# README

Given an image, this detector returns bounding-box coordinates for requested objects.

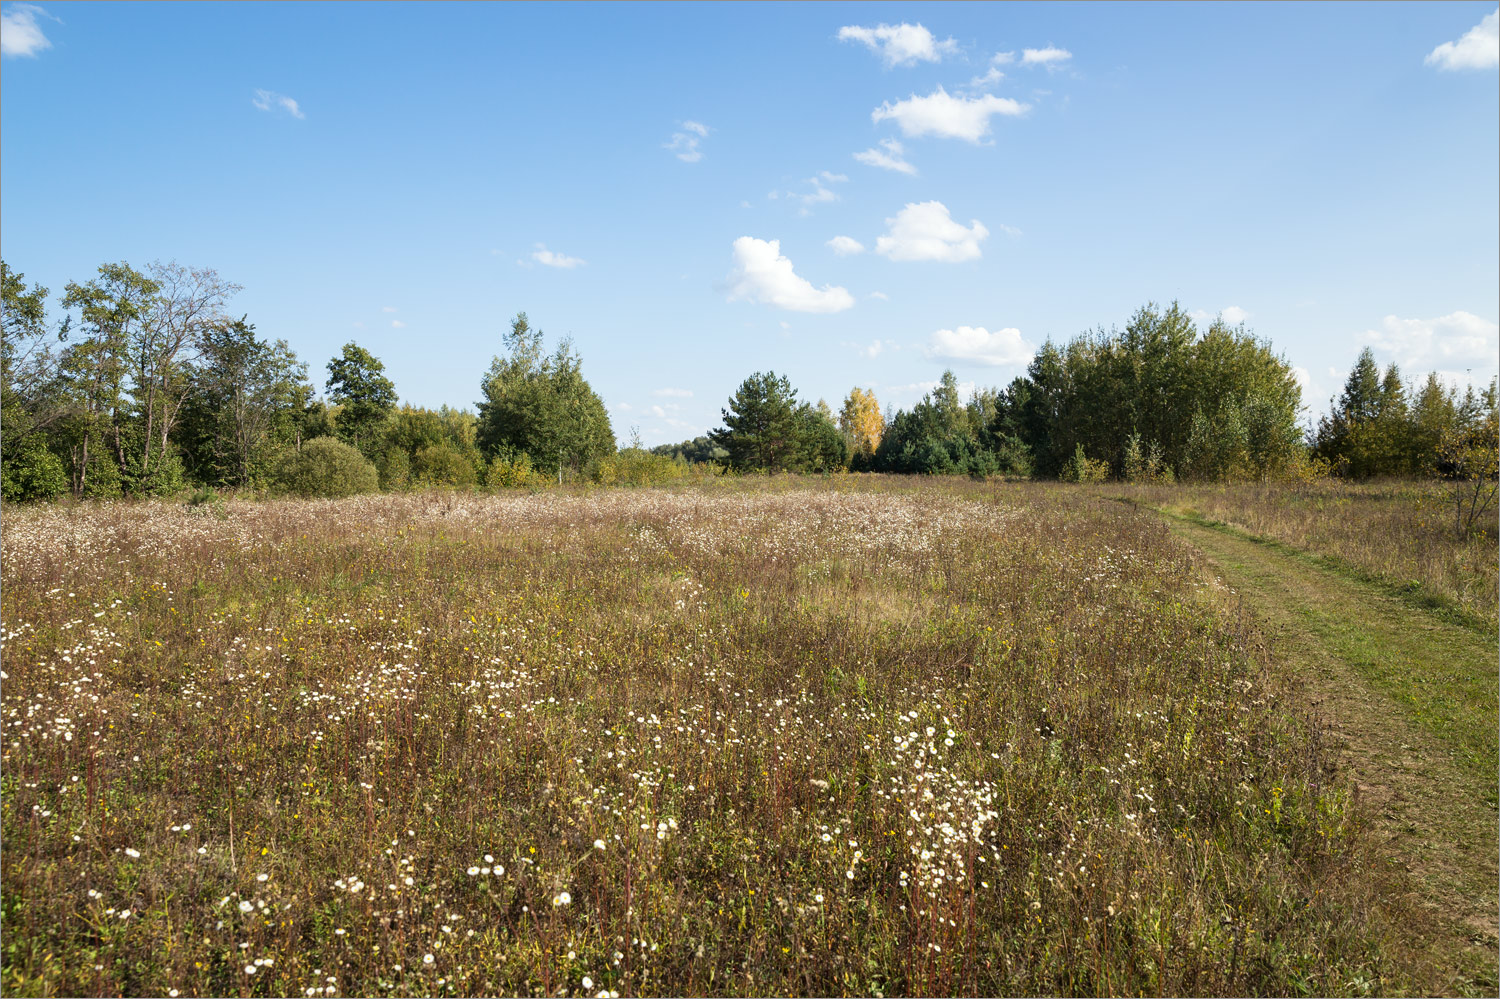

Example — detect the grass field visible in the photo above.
[1112,479,1499,632]
[0,478,1478,996]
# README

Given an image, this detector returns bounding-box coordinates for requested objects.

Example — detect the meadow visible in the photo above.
[1113,478,1499,632]
[0,478,1464,996]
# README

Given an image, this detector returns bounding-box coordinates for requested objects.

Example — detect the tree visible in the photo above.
[475,313,614,474]
[326,342,397,455]
[58,263,159,496]
[178,318,311,486]
[710,371,802,472]
[2,263,69,500]
[838,386,884,459]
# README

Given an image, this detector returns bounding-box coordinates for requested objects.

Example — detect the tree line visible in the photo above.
[3,260,1495,504]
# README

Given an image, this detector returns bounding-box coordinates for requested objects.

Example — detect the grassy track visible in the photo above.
[1154,508,1499,994]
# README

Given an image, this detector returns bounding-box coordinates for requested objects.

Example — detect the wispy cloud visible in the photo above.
[1191,305,1251,325]
[968,52,1015,89]
[853,137,918,175]
[665,120,710,162]
[838,22,957,67]
[391,319,406,329]
[531,243,585,269]
[252,89,305,119]
[726,236,855,314]
[872,87,1028,142]
[1,4,54,58]
[653,387,693,398]
[843,338,898,359]
[786,172,847,213]
[1021,46,1072,69]
[875,201,988,263]
[1426,9,1499,71]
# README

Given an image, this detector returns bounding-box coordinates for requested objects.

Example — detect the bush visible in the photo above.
[375,447,411,492]
[485,448,549,489]
[1,433,67,503]
[412,441,480,488]
[1059,443,1110,483]
[270,436,378,498]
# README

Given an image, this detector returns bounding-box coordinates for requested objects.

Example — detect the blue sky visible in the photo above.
[3,2,1496,445]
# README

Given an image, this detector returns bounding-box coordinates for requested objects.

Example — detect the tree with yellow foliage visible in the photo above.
[839,387,884,459]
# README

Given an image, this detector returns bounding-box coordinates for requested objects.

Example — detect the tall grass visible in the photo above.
[1114,478,1499,631]
[1,480,1419,996]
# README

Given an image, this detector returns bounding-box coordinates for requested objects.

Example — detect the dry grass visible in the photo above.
[1,478,1423,996]
[1113,478,1499,631]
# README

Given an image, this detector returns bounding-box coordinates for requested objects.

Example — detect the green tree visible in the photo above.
[476,313,614,474]
[710,371,802,472]
[326,342,397,456]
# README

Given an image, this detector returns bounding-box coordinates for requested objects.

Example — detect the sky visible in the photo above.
[2,2,1497,446]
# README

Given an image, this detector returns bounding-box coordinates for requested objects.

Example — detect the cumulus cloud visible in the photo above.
[925,326,1035,366]
[665,121,709,162]
[252,89,305,119]
[726,237,855,314]
[1426,9,1499,70]
[875,201,988,263]
[1021,46,1073,68]
[390,319,406,329]
[653,387,693,398]
[838,22,957,67]
[853,137,918,175]
[827,235,866,256]
[1192,305,1251,325]
[531,243,585,269]
[871,87,1028,142]
[1,3,53,57]
[1361,311,1498,369]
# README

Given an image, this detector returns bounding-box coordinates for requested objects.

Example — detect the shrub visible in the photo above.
[1059,443,1110,483]
[0,434,67,503]
[375,447,411,492]
[412,441,479,488]
[485,448,549,489]
[270,436,378,498]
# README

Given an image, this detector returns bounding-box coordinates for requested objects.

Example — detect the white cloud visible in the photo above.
[875,201,988,262]
[665,121,709,162]
[653,387,693,398]
[844,338,898,359]
[381,305,398,313]
[872,87,1028,142]
[391,320,406,329]
[869,291,890,301]
[997,223,1023,237]
[726,237,855,314]
[614,402,633,412]
[1,3,53,57]
[1191,305,1251,325]
[252,89,305,119]
[1021,46,1073,68]
[1361,311,1499,370]
[531,243,585,269]
[838,22,957,67]
[969,52,1015,89]
[787,173,845,212]
[853,137,918,175]
[1426,9,1499,71]
[886,377,977,399]
[925,326,1035,366]
[827,235,866,256]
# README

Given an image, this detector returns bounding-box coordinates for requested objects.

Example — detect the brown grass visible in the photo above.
[0,477,1439,996]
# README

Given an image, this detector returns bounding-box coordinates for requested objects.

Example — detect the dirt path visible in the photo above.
[1157,510,1498,991]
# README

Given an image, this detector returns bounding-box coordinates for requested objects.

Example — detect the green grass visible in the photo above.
[0,478,1455,996]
